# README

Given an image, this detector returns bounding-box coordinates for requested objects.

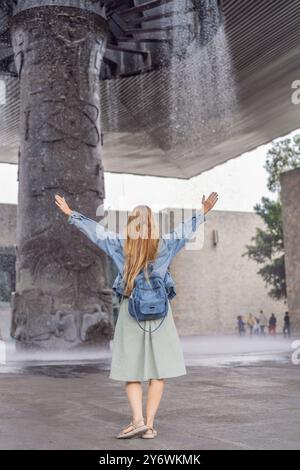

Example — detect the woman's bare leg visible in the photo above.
[121,381,145,433]
[145,378,165,432]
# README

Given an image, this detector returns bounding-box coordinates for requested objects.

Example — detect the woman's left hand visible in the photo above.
[202,192,218,214]
[55,194,72,216]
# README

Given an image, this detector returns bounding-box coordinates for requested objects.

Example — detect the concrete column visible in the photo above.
[280,167,300,334]
[10,3,112,349]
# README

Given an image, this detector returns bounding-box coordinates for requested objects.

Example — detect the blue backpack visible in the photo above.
[127,264,168,334]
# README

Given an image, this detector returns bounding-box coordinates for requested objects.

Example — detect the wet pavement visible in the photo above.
[0,336,299,450]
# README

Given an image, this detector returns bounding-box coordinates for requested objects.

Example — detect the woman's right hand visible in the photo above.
[202,192,218,214]
[55,194,72,216]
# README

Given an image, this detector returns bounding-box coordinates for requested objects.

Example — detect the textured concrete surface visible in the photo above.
[281,167,300,333]
[0,357,299,450]
[171,209,286,335]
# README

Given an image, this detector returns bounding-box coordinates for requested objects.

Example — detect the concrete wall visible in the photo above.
[167,209,286,335]
[0,204,16,246]
[280,168,300,333]
[0,203,287,335]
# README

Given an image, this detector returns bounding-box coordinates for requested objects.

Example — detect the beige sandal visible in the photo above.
[141,426,158,439]
[116,420,149,439]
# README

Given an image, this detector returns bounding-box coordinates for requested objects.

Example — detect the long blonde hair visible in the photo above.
[122,205,160,296]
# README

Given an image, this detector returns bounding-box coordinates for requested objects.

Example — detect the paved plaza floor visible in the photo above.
[0,344,299,450]
[1,304,299,449]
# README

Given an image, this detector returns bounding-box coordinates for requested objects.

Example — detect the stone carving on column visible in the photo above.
[10,5,112,349]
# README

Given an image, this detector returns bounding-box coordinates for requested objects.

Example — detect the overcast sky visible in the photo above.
[0,129,298,213]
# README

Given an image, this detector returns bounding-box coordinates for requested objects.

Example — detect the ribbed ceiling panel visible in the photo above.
[1,0,300,178]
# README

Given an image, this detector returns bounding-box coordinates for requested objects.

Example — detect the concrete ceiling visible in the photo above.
[1,0,300,178]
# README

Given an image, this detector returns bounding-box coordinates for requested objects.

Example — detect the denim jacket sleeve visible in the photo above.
[164,269,177,300]
[67,210,122,258]
[162,209,206,258]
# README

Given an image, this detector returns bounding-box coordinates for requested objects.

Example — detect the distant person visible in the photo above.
[268,313,277,336]
[283,311,291,338]
[237,315,245,337]
[253,317,260,336]
[246,313,255,336]
[259,310,268,336]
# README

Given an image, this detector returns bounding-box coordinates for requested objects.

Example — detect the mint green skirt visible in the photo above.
[109,297,187,382]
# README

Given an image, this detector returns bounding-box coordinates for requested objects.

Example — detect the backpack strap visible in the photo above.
[132,309,167,334]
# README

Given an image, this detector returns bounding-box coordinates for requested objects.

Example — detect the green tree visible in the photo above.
[265,135,300,192]
[242,134,300,300]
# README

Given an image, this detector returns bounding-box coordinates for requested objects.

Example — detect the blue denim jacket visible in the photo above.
[67,208,206,301]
